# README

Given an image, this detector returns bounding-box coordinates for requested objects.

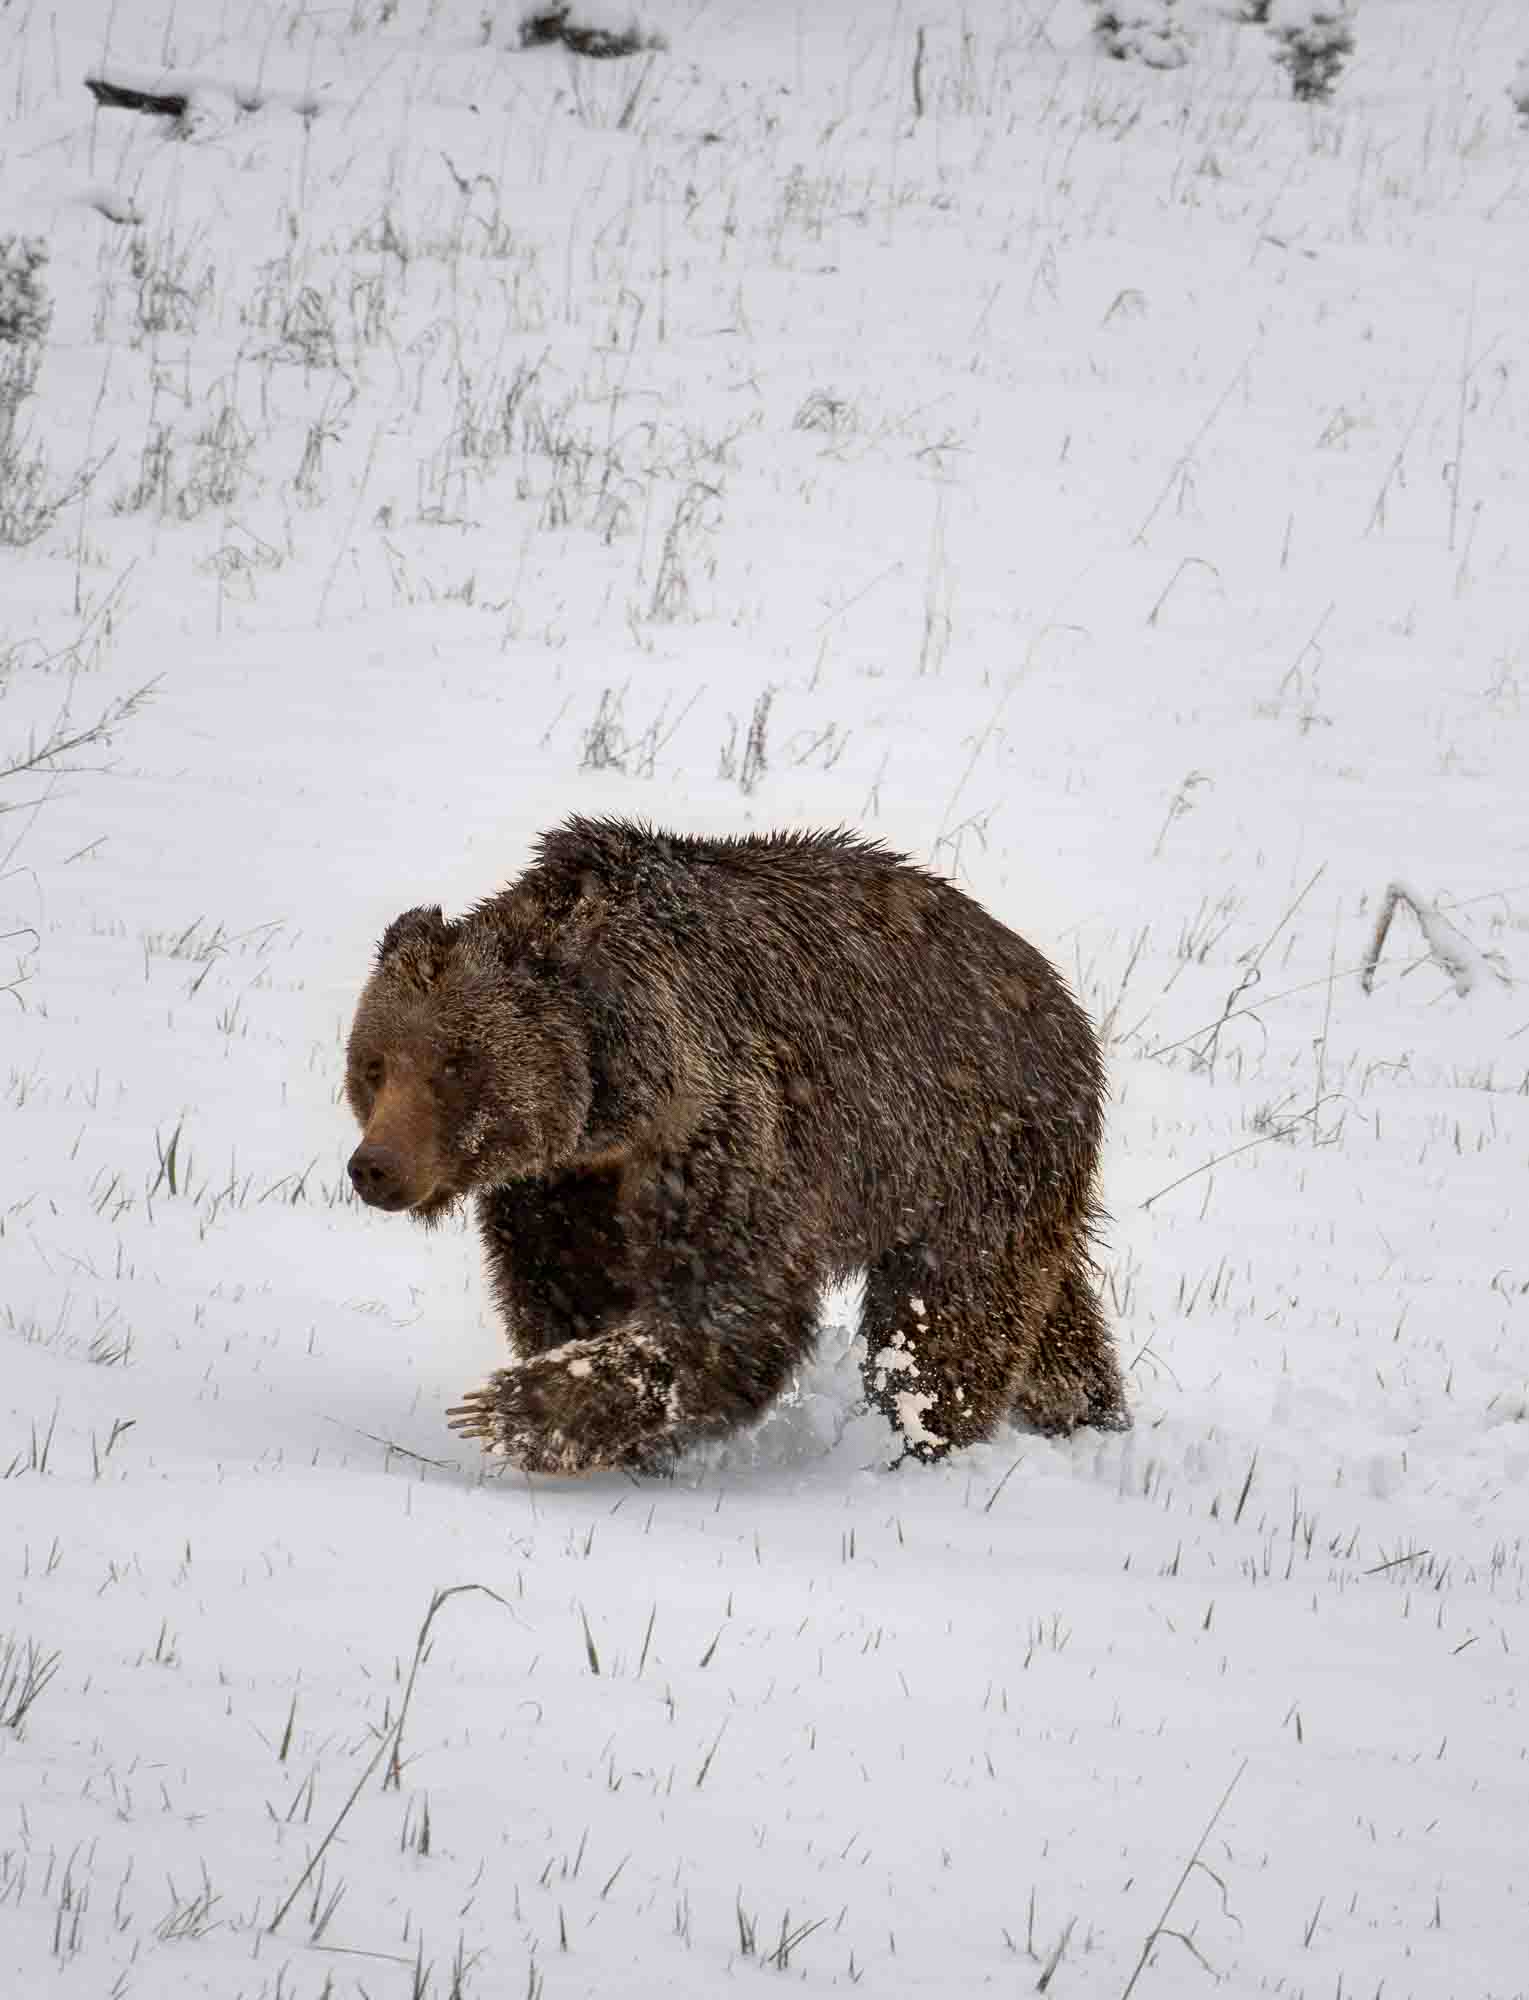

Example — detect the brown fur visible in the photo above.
[344,818,1128,1474]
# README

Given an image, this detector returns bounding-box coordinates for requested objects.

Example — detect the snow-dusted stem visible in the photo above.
[1359,880,1507,999]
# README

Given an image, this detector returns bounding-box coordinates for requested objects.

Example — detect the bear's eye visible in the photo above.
[362,1057,384,1089]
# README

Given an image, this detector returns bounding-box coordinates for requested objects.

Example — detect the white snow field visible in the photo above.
[3,1,1528,1993]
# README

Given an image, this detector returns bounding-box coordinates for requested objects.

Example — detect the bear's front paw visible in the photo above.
[447,1327,684,1475]
[445,1367,577,1473]
[448,1344,652,1472]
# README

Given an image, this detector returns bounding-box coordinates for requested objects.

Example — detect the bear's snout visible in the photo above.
[348,1144,414,1211]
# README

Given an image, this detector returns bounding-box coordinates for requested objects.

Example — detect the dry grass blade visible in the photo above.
[268,1582,513,1933]
[1118,1759,1248,1998]
[386,1583,514,1789]
[982,1455,1025,1514]
[579,1605,601,1676]
[1187,864,1325,1076]
[1036,1915,1077,1992]
[324,1418,458,1472]
[1132,348,1258,547]
[694,1719,727,1788]
[1139,1102,1337,1210]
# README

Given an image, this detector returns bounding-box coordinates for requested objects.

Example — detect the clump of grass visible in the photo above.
[1270,3,1354,104]
[648,481,721,622]
[149,1118,193,1199]
[0,235,52,351]
[274,287,339,370]
[155,1867,220,1942]
[0,238,93,548]
[577,684,699,778]
[0,1631,62,1730]
[0,438,96,547]
[793,389,857,437]
[718,688,772,796]
[128,228,215,342]
[1090,2,1190,70]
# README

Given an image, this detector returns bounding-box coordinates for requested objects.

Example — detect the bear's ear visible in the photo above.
[376,905,452,989]
[489,873,607,972]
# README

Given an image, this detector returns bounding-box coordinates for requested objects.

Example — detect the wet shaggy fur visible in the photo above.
[344,818,1128,1474]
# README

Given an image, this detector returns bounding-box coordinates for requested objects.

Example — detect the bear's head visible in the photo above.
[344,901,594,1221]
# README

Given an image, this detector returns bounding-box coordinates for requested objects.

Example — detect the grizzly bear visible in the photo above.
[344,818,1127,1474]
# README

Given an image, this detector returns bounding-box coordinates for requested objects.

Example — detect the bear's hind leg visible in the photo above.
[861,1233,1129,1461]
[1009,1248,1130,1437]
[860,1243,1034,1463]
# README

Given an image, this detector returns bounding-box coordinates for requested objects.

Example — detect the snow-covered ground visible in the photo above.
[3,1,1527,1993]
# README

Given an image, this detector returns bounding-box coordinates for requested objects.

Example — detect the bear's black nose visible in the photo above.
[349,1145,407,1209]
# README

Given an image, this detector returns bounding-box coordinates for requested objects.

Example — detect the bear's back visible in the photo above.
[527,818,1092,1102]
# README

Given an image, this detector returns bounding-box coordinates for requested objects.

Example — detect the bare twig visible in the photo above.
[1359,880,1509,998]
[0,679,157,786]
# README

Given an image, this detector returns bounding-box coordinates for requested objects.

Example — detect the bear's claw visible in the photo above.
[448,1368,618,1475]
[445,1384,499,1439]
[447,1370,528,1451]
